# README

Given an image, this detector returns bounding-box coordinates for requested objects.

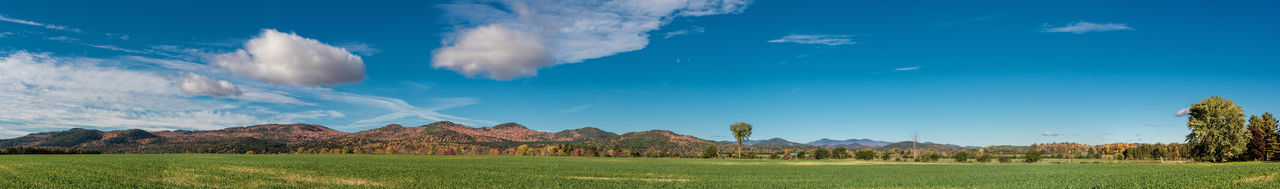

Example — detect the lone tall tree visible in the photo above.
[730,122,753,158]
[1185,96,1248,162]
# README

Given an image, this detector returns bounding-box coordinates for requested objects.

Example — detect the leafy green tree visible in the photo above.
[832,147,850,159]
[1024,150,1042,163]
[1185,96,1248,162]
[701,145,718,158]
[880,152,892,160]
[1260,113,1280,160]
[730,122,753,158]
[953,151,970,162]
[854,150,876,160]
[813,148,831,160]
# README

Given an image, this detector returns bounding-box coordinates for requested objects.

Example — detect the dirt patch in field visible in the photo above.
[1235,173,1276,184]
[221,166,383,186]
[566,176,691,182]
[0,164,16,175]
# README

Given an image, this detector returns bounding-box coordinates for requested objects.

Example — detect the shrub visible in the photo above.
[997,155,1012,163]
[953,151,970,162]
[926,153,942,162]
[976,154,993,163]
[854,150,876,160]
[881,152,892,160]
[813,148,831,160]
[832,147,850,159]
[1025,150,1043,163]
[701,146,718,158]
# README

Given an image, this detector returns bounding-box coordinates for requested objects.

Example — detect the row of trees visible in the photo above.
[1184,96,1280,162]
[1,147,100,154]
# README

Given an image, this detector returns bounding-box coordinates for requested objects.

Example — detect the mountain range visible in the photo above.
[0,121,975,154]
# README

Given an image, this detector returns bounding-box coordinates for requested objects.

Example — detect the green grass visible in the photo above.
[1,154,1278,188]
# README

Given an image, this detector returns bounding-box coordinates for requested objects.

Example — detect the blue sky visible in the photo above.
[1,0,1278,146]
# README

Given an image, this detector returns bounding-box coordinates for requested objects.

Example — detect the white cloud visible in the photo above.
[664,26,706,39]
[431,25,553,80]
[1042,132,1061,136]
[319,91,493,129]
[894,66,920,71]
[561,104,592,113]
[767,34,856,46]
[0,32,12,38]
[213,29,366,86]
[0,14,80,33]
[180,73,243,97]
[1175,108,1191,117]
[434,0,752,80]
[274,110,346,123]
[1042,21,1134,34]
[0,51,264,133]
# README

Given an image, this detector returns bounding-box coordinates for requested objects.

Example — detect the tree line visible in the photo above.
[1,147,100,154]
[1183,96,1279,162]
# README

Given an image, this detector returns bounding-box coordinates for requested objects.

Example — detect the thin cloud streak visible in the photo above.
[767,34,855,46]
[0,14,81,32]
[894,66,920,71]
[1042,21,1134,34]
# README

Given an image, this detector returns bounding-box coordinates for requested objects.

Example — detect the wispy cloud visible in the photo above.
[1042,132,1061,136]
[0,14,81,33]
[561,104,592,113]
[894,66,921,71]
[767,34,855,46]
[664,26,706,39]
[434,0,752,80]
[1042,21,1134,34]
[0,52,264,137]
[338,42,381,56]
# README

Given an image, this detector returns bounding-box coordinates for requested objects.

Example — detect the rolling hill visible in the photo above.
[1,122,976,155]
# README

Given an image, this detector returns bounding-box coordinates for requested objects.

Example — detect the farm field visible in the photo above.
[1,154,1278,188]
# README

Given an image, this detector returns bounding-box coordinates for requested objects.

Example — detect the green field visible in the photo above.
[1,154,1278,188]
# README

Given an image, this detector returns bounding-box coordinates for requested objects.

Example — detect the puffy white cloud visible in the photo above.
[431,25,553,80]
[767,34,856,46]
[434,0,752,80]
[1042,21,1134,34]
[213,29,366,86]
[1175,108,1191,117]
[180,73,242,97]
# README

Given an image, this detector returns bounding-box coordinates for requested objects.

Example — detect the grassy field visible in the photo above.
[1,154,1278,188]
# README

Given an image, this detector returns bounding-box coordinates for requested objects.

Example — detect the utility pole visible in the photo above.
[912,132,919,160]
